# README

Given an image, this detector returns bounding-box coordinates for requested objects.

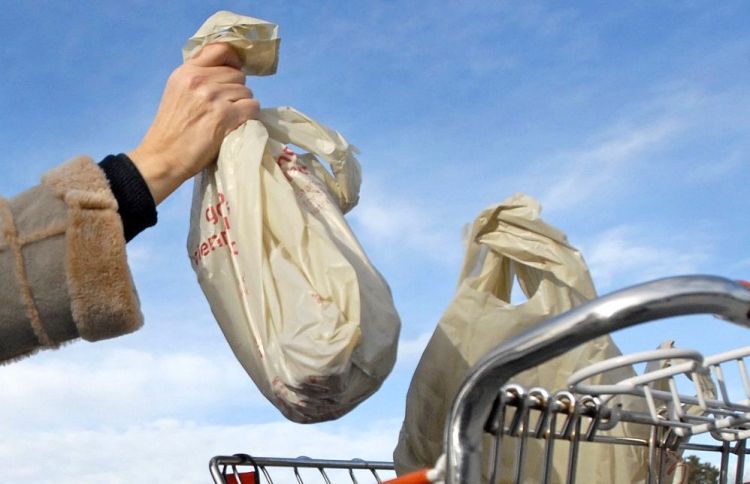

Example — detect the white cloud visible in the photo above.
[485,84,732,216]
[0,349,259,431]
[0,418,401,484]
[536,117,682,213]
[582,225,711,292]
[350,181,463,267]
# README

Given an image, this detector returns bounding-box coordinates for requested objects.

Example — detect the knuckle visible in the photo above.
[209,42,232,55]
[186,73,209,90]
[218,66,245,84]
[195,84,219,102]
[205,90,220,103]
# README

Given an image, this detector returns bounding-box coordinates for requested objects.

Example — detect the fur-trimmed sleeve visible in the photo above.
[0,156,143,363]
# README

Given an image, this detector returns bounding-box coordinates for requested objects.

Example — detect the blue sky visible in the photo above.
[1,1,748,482]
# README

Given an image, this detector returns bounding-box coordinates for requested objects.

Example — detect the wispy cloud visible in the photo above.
[350,179,464,267]
[484,82,741,216]
[582,225,712,292]
[536,117,683,213]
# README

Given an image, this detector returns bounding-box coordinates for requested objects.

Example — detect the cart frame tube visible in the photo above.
[444,275,750,484]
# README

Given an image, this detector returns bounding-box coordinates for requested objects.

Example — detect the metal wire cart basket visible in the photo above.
[209,275,750,483]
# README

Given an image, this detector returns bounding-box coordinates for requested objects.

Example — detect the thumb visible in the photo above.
[189,42,243,70]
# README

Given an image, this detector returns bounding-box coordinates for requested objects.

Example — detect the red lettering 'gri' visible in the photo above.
[192,191,238,266]
[205,192,231,228]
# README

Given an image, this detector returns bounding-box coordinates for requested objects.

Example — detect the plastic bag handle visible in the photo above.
[457,204,591,302]
[257,107,362,213]
[443,275,750,483]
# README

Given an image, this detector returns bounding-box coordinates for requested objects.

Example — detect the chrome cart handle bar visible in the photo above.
[444,275,750,484]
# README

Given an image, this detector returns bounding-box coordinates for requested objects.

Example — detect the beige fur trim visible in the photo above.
[0,197,55,347]
[42,157,116,204]
[42,157,143,341]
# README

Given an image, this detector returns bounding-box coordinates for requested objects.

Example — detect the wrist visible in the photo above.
[127,148,186,205]
[98,154,158,241]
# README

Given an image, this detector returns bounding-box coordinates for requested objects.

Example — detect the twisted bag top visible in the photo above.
[183,10,280,76]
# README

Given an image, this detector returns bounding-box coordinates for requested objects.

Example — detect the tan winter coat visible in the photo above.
[0,157,143,363]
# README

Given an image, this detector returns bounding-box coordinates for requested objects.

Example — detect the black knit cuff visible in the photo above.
[98,154,157,242]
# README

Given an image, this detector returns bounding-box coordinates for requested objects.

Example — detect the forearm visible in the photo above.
[0,157,143,363]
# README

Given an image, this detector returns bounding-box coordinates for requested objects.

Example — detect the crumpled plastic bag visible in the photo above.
[394,194,655,483]
[186,11,400,423]
[183,10,280,76]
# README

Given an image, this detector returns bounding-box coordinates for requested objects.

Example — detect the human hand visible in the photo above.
[128,43,259,204]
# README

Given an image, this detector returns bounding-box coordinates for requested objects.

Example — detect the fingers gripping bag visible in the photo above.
[185,11,400,423]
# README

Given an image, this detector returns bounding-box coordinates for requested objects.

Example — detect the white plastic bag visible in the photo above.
[394,194,651,483]
[186,12,400,423]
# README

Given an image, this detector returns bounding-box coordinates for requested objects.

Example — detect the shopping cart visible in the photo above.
[209,275,750,483]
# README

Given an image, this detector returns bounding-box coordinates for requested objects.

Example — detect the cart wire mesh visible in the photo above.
[209,276,750,484]
[209,455,396,483]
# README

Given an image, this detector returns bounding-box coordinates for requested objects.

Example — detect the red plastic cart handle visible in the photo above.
[224,471,256,484]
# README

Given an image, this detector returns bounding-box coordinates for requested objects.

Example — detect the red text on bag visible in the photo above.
[191,192,238,266]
